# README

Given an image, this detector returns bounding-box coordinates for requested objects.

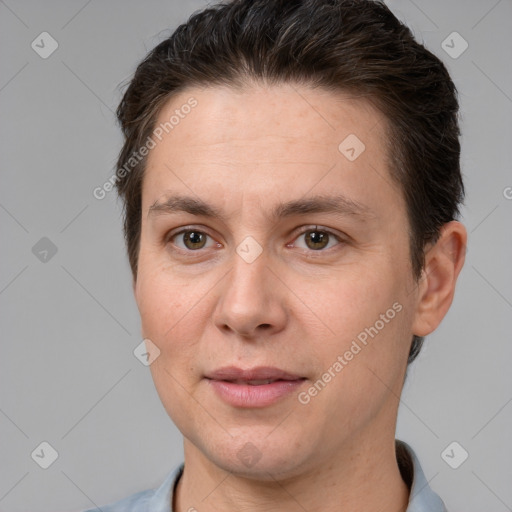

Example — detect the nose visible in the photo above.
[212,249,287,339]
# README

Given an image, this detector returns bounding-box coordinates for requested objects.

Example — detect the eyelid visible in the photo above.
[167,225,221,251]
[165,224,346,252]
[167,225,215,241]
[288,225,345,246]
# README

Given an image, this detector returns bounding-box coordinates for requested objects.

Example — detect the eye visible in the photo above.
[291,227,342,251]
[170,229,217,251]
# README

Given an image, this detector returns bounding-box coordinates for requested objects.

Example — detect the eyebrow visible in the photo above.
[148,193,374,222]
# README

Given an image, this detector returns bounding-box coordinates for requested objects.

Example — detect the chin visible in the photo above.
[203,434,314,482]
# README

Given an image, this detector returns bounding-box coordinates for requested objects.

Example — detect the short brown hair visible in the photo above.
[115,0,464,364]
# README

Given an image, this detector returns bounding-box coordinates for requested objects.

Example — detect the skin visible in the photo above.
[133,83,467,512]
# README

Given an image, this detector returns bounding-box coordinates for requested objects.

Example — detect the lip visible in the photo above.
[205,366,306,408]
[205,366,304,382]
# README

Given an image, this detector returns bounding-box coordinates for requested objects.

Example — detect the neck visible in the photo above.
[174,435,409,512]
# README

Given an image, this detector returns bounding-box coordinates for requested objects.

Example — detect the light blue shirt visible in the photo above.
[84,440,447,512]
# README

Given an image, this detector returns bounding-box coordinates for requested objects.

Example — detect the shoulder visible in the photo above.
[82,488,152,512]
[81,464,184,512]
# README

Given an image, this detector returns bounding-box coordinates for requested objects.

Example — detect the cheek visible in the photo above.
[298,265,395,342]
[299,264,409,390]
[136,267,192,357]
[304,305,409,443]
[136,256,193,329]
[136,270,207,419]
[135,263,222,379]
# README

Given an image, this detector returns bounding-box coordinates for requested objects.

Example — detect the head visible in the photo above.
[114,0,466,478]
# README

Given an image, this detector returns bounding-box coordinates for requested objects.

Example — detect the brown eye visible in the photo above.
[304,229,330,250]
[171,230,214,251]
[183,231,206,250]
[291,227,342,252]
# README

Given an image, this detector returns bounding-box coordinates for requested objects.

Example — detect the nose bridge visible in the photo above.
[214,241,286,337]
[226,244,271,308]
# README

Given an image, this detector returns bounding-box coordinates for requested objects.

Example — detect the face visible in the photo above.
[134,83,423,479]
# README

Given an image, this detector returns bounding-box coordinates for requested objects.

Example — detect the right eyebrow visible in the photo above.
[148,195,225,220]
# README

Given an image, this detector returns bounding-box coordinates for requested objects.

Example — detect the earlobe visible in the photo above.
[412,221,467,337]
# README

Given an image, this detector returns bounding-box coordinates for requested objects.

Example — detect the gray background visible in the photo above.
[0,1,511,511]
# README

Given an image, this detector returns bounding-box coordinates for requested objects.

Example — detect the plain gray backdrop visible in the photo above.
[1,1,511,511]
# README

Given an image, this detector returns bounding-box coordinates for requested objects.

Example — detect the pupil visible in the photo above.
[307,230,328,250]
[185,231,205,249]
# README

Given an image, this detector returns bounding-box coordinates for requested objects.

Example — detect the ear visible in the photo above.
[412,221,467,337]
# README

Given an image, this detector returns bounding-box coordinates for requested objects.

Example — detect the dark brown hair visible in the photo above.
[115,0,464,364]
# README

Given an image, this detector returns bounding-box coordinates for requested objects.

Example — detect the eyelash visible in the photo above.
[166,225,344,254]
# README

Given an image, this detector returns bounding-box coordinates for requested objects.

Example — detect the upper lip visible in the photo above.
[205,366,304,382]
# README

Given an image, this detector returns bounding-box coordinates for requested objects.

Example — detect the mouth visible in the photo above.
[219,378,301,385]
[205,365,305,382]
[205,366,307,408]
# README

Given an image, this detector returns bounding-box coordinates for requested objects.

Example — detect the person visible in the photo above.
[86,0,467,510]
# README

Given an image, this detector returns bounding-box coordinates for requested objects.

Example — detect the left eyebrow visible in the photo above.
[272,194,375,221]
[147,193,375,222]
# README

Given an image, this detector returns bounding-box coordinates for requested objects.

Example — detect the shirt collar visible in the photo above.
[397,440,448,511]
[149,440,447,512]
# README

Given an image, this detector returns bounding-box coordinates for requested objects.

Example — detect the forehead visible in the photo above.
[152,83,386,152]
[142,83,399,217]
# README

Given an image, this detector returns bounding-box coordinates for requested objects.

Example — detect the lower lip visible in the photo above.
[207,379,306,408]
